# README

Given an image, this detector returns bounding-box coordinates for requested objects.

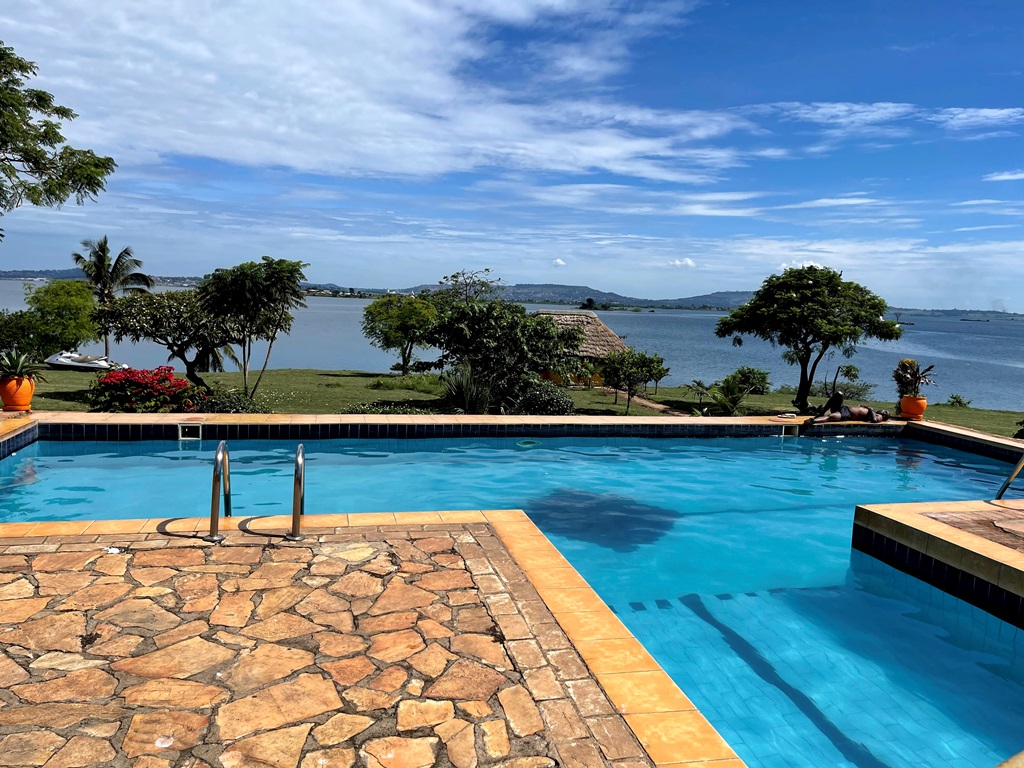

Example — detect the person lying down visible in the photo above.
[812,392,890,424]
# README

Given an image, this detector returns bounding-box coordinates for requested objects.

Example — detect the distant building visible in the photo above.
[532,309,628,386]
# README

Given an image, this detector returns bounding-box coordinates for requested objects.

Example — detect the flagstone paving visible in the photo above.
[0,522,654,768]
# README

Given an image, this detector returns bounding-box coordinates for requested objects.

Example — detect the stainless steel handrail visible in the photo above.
[204,440,231,543]
[285,443,305,541]
[995,452,1024,500]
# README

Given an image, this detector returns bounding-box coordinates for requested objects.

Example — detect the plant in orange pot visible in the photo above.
[892,358,935,421]
[0,352,48,412]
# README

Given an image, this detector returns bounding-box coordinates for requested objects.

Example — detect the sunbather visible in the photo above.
[812,392,890,423]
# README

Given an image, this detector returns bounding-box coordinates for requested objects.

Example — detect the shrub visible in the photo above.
[722,366,770,395]
[88,366,206,413]
[201,388,271,414]
[341,402,435,415]
[442,365,491,414]
[511,380,575,416]
[945,394,972,408]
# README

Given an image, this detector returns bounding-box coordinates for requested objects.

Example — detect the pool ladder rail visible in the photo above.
[994,451,1024,501]
[203,441,306,543]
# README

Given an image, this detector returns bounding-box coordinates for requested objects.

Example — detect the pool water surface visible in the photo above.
[0,435,1021,766]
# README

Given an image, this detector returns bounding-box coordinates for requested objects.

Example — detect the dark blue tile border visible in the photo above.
[852,523,1024,630]
[0,423,37,460]
[903,424,1023,464]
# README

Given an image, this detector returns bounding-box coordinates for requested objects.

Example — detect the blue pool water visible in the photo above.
[1,436,1022,766]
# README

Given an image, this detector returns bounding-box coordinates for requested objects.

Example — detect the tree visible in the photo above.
[601,347,661,414]
[715,265,901,413]
[646,352,670,394]
[0,42,116,241]
[73,236,153,357]
[198,256,307,397]
[95,291,235,390]
[361,294,437,376]
[0,280,97,360]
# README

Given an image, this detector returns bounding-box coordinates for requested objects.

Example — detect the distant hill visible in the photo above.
[403,282,755,309]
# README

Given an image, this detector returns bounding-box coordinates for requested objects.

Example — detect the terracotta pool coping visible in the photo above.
[0,510,744,767]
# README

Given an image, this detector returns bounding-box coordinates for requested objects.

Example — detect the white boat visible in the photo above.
[44,351,128,372]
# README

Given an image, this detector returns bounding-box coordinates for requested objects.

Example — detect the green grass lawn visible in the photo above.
[28,370,1023,436]
[30,369,666,417]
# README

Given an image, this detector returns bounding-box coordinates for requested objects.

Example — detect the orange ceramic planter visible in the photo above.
[0,376,35,411]
[900,395,927,421]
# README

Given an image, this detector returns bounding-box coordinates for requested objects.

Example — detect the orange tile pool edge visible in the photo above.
[0,508,745,767]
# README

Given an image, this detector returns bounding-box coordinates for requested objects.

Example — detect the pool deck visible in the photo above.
[2,410,1023,767]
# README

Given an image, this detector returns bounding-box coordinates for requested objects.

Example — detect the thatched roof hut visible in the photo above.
[533,310,628,359]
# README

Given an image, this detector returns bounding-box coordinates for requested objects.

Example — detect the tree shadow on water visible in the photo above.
[524,488,680,553]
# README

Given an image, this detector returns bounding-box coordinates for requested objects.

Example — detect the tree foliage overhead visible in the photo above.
[0,42,116,240]
[715,265,901,412]
[361,294,438,376]
[96,290,235,390]
[198,256,307,397]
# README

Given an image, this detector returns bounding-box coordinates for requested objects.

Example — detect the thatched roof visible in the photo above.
[533,310,628,358]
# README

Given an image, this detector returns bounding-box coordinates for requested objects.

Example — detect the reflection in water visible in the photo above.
[525,488,679,552]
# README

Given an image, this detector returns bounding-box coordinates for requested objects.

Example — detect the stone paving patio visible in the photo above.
[0,521,656,768]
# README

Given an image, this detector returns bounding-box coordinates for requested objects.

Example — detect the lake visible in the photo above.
[5,281,1023,411]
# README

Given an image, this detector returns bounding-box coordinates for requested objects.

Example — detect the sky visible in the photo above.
[2,0,1024,310]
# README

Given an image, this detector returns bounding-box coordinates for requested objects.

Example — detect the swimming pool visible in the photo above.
[1,435,1022,766]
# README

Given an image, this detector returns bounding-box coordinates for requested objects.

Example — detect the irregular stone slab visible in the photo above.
[209,591,254,627]
[29,652,106,672]
[133,549,205,567]
[416,570,475,592]
[301,748,356,768]
[220,724,311,768]
[418,619,453,639]
[457,701,492,719]
[329,570,384,598]
[360,553,398,576]
[32,551,100,572]
[0,596,52,624]
[368,666,407,693]
[77,722,120,738]
[450,634,512,668]
[0,554,27,570]
[367,581,437,615]
[217,674,342,740]
[295,588,350,617]
[0,730,65,766]
[361,737,438,768]
[93,553,129,576]
[222,577,296,592]
[111,637,234,680]
[341,686,400,712]
[87,632,143,657]
[0,651,29,686]
[210,547,263,564]
[497,685,544,737]
[224,643,314,692]
[95,599,180,631]
[129,567,178,586]
[256,585,312,619]
[309,611,354,633]
[492,759,555,767]
[2,612,84,651]
[40,735,115,768]
[122,679,229,708]
[413,537,454,554]
[154,619,208,648]
[0,577,35,600]
[424,659,506,701]
[121,711,209,758]
[251,562,305,581]
[481,720,510,759]
[312,713,375,746]
[321,656,376,687]
[55,582,132,611]
[239,612,321,642]
[358,611,418,635]
[436,719,476,768]
[0,704,125,729]
[368,629,425,663]
[37,573,95,596]
[175,573,219,612]
[317,632,369,658]
[408,644,457,678]
[397,700,455,731]
[12,668,117,703]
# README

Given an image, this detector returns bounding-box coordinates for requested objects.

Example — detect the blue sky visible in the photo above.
[3,1,1024,309]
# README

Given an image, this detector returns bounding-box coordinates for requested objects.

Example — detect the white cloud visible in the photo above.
[930,108,1024,131]
[778,197,881,209]
[984,170,1024,181]
[667,258,696,267]
[953,224,1020,232]
[552,258,567,266]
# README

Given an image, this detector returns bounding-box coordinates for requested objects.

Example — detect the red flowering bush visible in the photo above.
[88,366,208,413]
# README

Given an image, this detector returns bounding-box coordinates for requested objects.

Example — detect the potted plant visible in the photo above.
[0,352,48,412]
[892,358,935,421]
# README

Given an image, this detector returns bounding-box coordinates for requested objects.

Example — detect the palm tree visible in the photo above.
[73,236,154,357]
